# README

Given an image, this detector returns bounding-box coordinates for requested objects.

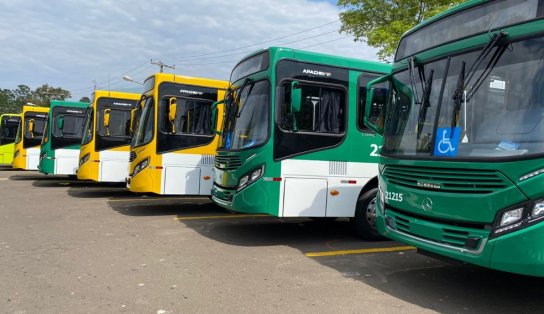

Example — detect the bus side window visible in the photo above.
[275,81,346,160]
[281,82,345,134]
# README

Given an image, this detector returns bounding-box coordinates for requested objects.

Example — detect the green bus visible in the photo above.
[364,0,544,276]
[39,100,88,175]
[211,47,390,239]
[0,114,21,164]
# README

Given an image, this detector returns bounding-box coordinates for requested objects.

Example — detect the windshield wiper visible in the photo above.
[235,78,254,118]
[449,31,508,135]
[408,57,422,105]
[417,69,434,140]
[451,61,466,130]
[464,31,508,102]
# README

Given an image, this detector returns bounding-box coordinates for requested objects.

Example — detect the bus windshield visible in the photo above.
[383,35,544,159]
[0,116,20,145]
[132,97,154,147]
[81,109,93,145]
[53,114,85,138]
[219,80,270,150]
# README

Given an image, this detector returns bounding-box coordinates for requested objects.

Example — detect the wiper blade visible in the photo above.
[465,31,508,102]
[451,61,466,129]
[417,69,434,140]
[235,78,254,118]
[408,57,421,105]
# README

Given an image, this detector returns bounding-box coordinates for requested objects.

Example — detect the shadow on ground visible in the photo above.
[108,196,222,217]
[178,214,544,313]
[67,183,133,199]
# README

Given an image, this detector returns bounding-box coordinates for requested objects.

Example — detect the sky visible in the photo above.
[0,0,378,101]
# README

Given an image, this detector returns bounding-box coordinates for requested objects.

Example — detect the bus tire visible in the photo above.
[351,188,384,241]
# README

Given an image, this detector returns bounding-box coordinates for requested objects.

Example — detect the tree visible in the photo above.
[79,96,90,103]
[33,84,71,106]
[0,89,18,114]
[338,0,464,61]
[0,84,73,115]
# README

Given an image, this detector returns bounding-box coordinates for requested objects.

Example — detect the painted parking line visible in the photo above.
[109,197,209,202]
[305,246,416,257]
[174,214,270,221]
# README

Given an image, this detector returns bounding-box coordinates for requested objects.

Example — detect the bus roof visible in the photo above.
[395,0,543,62]
[49,100,89,109]
[21,105,49,113]
[400,0,482,39]
[91,90,141,102]
[235,46,391,75]
[142,73,229,90]
[0,113,21,119]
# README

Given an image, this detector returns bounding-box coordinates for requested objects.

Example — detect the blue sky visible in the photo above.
[0,0,376,101]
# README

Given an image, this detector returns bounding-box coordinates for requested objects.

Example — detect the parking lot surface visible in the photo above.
[1,168,543,313]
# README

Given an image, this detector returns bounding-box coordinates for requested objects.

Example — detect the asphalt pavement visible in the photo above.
[0,168,542,313]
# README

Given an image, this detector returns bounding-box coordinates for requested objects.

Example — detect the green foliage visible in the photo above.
[0,84,72,115]
[338,0,465,61]
[79,96,91,103]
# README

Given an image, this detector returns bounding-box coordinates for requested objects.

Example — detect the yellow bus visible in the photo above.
[127,73,228,195]
[13,105,49,170]
[0,114,21,164]
[77,90,140,182]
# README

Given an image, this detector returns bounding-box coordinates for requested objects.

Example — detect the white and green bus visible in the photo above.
[211,47,390,239]
[365,0,544,276]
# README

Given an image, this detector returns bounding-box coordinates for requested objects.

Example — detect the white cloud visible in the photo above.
[0,0,378,100]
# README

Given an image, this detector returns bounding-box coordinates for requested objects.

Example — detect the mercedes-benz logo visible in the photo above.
[422,198,433,212]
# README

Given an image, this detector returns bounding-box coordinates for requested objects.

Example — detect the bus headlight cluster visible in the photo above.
[493,199,544,237]
[531,199,544,219]
[132,158,150,177]
[237,165,265,191]
[79,153,90,166]
[14,150,20,158]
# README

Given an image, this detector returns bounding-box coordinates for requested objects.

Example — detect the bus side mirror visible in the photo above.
[211,99,223,135]
[168,97,178,133]
[103,109,111,136]
[290,81,302,113]
[28,119,35,137]
[58,116,65,130]
[129,108,137,133]
[103,109,111,128]
[364,75,391,135]
[168,97,177,122]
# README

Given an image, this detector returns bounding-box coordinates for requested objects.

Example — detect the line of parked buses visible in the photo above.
[1,0,543,277]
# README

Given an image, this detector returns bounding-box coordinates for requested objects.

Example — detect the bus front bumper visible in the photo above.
[377,203,544,277]
[211,180,270,214]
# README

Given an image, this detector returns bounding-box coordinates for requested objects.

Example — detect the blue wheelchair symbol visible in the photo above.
[434,127,461,157]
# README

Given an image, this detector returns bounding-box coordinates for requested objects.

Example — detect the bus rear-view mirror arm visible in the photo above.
[211,99,223,135]
[365,74,392,135]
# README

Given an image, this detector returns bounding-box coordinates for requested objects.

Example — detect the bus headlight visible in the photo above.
[14,150,20,158]
[132,158,150,177]
[531,199,544,219]
[493,207,525,236]
[237,165,265,191]
[499,207,523,227]
[79,153,90,166]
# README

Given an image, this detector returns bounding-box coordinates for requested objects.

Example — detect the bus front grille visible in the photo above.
[382,165,507,194]
[215,155,242,170]
[386,206,489,251]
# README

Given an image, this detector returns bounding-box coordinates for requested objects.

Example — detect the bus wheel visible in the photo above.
[351,188,383,241]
